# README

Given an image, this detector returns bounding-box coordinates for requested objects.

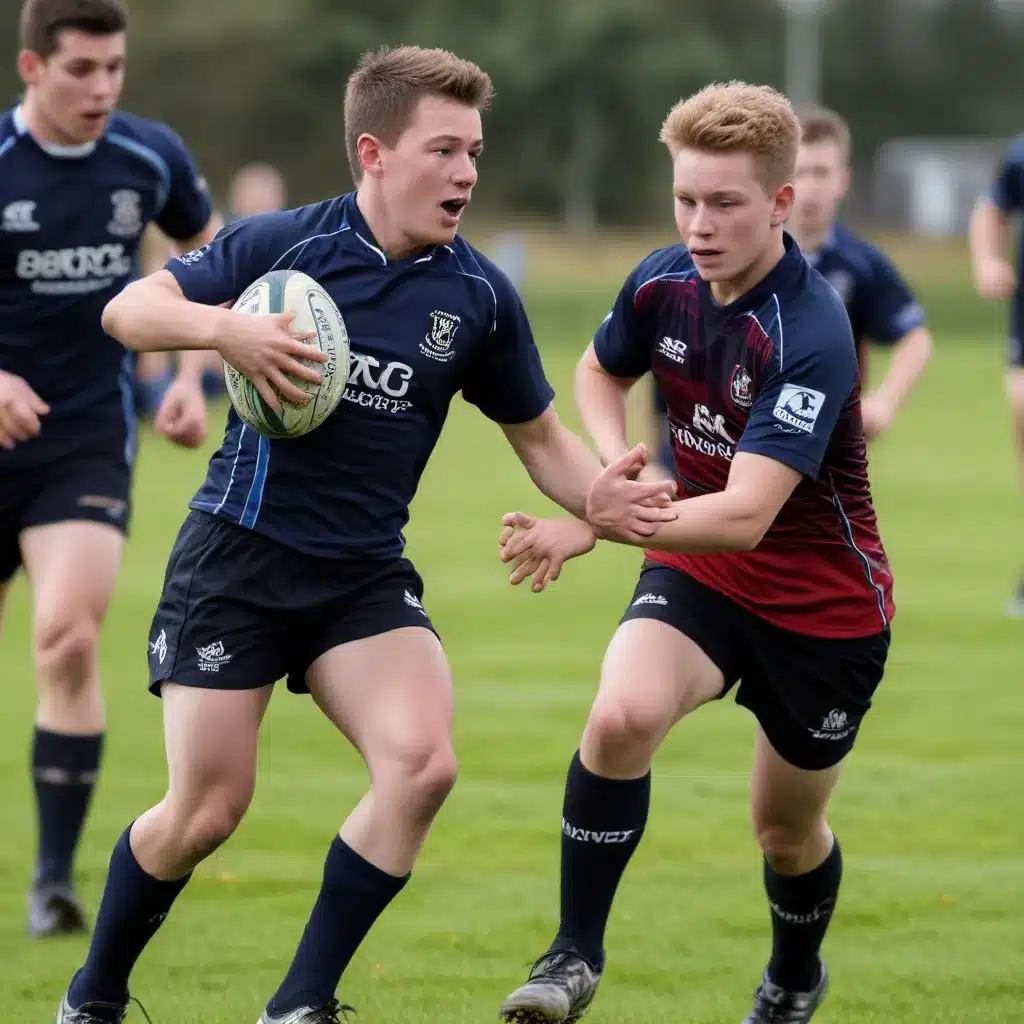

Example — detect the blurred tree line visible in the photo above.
[3,0,1024,228]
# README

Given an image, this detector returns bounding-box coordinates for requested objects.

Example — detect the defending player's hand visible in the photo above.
[974,256,1016,301]
[499,512,597,592]
[154,376,207,449]
[585,444,678,542]
[213,310,328,416]
[0,370,50,449]
[859,393,894,441]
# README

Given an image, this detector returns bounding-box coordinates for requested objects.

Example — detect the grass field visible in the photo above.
[0,247,1022,1022]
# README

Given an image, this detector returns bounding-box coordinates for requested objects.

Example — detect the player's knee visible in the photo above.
[584,696,665,767]
[382,737,458,818]
[33,613,100,688]
[177,786,252,860]
[755,822,821,873]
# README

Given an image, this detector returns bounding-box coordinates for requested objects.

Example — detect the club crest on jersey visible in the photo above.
[420,309,461,363]
[107,189,143,238]
[1,200,39,232]
[729,364,753,409]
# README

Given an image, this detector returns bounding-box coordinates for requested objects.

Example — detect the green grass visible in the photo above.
[0,279,1021,1022]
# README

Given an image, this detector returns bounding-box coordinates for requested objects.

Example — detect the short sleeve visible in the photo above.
[991,140,1024,215]
[150,124,214,241]
[461,278,555,425]
[592,265,654,379]
[862,249,926,346]
[738,314,857,479]
[164,212,299,306]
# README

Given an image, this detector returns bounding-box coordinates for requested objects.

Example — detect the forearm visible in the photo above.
[871,328,932,411]
[612,490,763,554]
[518,426,602,521]
[969,200,1006,266]
[574,359,632,466]
[103,276,229,354]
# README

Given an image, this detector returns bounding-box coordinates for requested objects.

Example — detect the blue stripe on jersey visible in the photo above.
[0,136,15,160]
[239,435,270,528]
[107,133,171,214]
[830,489,888,629]
[117,350,136,467]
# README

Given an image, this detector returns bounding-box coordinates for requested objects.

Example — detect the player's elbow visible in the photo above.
[101,285,134,345]
[730,502,775,552]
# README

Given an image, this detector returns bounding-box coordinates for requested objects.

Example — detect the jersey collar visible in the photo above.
[13,104,99,159]
[699,231,805,315]
[343,192,440,267]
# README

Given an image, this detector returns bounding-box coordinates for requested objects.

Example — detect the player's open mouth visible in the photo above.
[691,248,722,258]
[440,198,468,217]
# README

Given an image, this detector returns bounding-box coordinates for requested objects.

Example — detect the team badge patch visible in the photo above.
[729,364,753,409]
[107,189,143,238]
[420,309,461,363]
[773,384,826,434]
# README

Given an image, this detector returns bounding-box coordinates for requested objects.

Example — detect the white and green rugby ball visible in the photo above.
[223,269,349,439]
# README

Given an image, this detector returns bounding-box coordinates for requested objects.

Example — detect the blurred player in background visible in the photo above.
[650,106,932,473]
[497,83,891,1024]
[968,142,1024,616]
[55,44,674,1024]
[0,0,219,937]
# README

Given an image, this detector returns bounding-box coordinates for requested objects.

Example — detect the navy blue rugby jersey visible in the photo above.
[595,234,894,639]
[0,106,212,459]
[167,192,555,560]
[989,135,1024,361]
[805,223,926,376]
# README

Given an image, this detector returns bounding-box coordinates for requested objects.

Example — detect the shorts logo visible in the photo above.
[149,628,168,666]
[810,708,855,741]
[77,494,127,519]
[563,818,637,844]
[403,590,427,615]
[729,365,753,409]
[632,592,668,607]
[1,199,39,232]
[420,310,460,363]
[773,384,826,434]
[196,640,231,673]
[107,189,143,238]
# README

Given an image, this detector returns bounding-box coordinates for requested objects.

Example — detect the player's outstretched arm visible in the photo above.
[497,512,598,593]
[969,197,1016,300]
[861,325,933,439]
[587,447,800,554]
[500,406,675,532]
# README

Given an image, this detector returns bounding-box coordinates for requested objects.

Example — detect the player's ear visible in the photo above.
[771,183,795,228]
[356,133,385,180]
[17,49,44,87]
[836,163,852,202]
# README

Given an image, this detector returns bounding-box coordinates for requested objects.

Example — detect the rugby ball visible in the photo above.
[223,269,349,439]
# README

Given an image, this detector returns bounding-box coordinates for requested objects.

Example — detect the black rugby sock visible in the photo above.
[32,728,104,886]
[552,750,650,970]
[269,836,409,1014]
[764,838,842,991]
[69,826,191,1009]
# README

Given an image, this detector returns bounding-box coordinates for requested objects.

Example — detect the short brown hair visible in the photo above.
[660,81,800,190]
[797,106,852,163]
[344,45,493,183]
[20,0,126,58]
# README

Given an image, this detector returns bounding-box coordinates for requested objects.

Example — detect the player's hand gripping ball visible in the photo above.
[224,269,349,438]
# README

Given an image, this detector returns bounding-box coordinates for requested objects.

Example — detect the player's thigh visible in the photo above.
[588,564,741,751]
[20,521,124,636]
[305,626,454,780]
[737,619,890,776]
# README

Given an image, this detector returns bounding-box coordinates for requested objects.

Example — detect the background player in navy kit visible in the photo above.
[496,83,892,1024]
[968,139,1024,615]
[649,106,933,470]
[56,45,675,1024]
[0,0,219,938]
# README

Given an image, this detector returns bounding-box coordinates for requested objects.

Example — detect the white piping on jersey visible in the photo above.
[356,232,386,264]
[13,104,97,157]
[444,245,497,332]
[0,135,15,161]
[828,476,889,630]
[743,294,783,369]
[632,269,697,298]
[214,423,249,515]
[107,133,171,214]
[269,225,352,272]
